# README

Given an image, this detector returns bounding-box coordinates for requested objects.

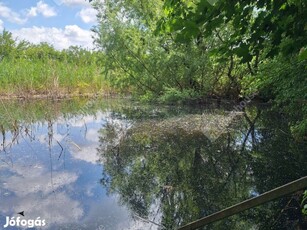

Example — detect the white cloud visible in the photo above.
[12,25,94,50]
[0,19,3,31]
[0,1,56,25]
[70,144,100,164]
[27,1,57,18]
[78,7,97,23]
[3,166,78,196]
[86,128,100,142]
[54,0,92,7]
[67,114,104,127]
[27,7,37,17]
[1,192,84,227]
[0,163,83,227]
[0,3,27,24]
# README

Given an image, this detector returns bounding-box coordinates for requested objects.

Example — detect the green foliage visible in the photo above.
[158,87,201,103]
[91,0,307,104]
[159,0,307,61]
[0,29,17,60]
[151,0,307,138]
[298,47,307,61]
[251,55,307,139]
[92,0,230,102]
[0,30,107,96]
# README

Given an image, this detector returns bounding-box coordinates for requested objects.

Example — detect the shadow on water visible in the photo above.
[0,98,306,229]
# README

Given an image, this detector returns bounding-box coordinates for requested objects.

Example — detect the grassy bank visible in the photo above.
[0,30,113,98]
[0,58,112,98]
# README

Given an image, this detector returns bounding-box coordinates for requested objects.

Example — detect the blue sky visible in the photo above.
[0,0,98,49]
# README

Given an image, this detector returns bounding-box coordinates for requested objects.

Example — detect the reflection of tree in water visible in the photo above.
[97,108,307,229]
[247,109,307,230]
[97,113,251,229]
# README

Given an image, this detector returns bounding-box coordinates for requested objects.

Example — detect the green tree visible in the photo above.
[0,29,16,60]
[158,0,307,137]
[92,0,232,101]
[159,0,306,61]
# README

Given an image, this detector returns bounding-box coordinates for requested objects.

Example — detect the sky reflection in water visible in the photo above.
[0,99,306,230]
[0,111,153,230]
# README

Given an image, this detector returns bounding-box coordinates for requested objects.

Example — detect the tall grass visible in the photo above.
[0,30,114,97]
[0,58,110,97]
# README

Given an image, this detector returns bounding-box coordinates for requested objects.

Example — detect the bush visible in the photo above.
[158,87,201,103]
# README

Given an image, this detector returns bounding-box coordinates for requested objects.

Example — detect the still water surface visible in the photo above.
[0,98,306,229]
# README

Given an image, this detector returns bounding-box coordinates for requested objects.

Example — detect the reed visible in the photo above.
[0,58,110,97]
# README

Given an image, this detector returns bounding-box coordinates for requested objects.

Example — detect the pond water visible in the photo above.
[0,98,306,230]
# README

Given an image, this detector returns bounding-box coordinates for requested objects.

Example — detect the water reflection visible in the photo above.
[0,99,157,229]
[97,106,307,229]
[0,99,306,230]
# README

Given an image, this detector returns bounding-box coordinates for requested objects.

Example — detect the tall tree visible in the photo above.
[91,0,227,100]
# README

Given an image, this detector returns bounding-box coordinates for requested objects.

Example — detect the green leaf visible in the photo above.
[171,18,185,32]
[298,47,307,61]
[279,3,287,10]
[233,43,252,62]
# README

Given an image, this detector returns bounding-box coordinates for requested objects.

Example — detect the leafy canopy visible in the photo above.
[158,0,307,62]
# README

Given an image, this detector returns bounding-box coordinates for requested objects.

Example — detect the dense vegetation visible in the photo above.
[91,0,306,97]
[0,30,108,97]
[0,0,306,138]
[90,0,306,138]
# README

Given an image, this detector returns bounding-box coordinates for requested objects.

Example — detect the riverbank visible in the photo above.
[0,91,117,100]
